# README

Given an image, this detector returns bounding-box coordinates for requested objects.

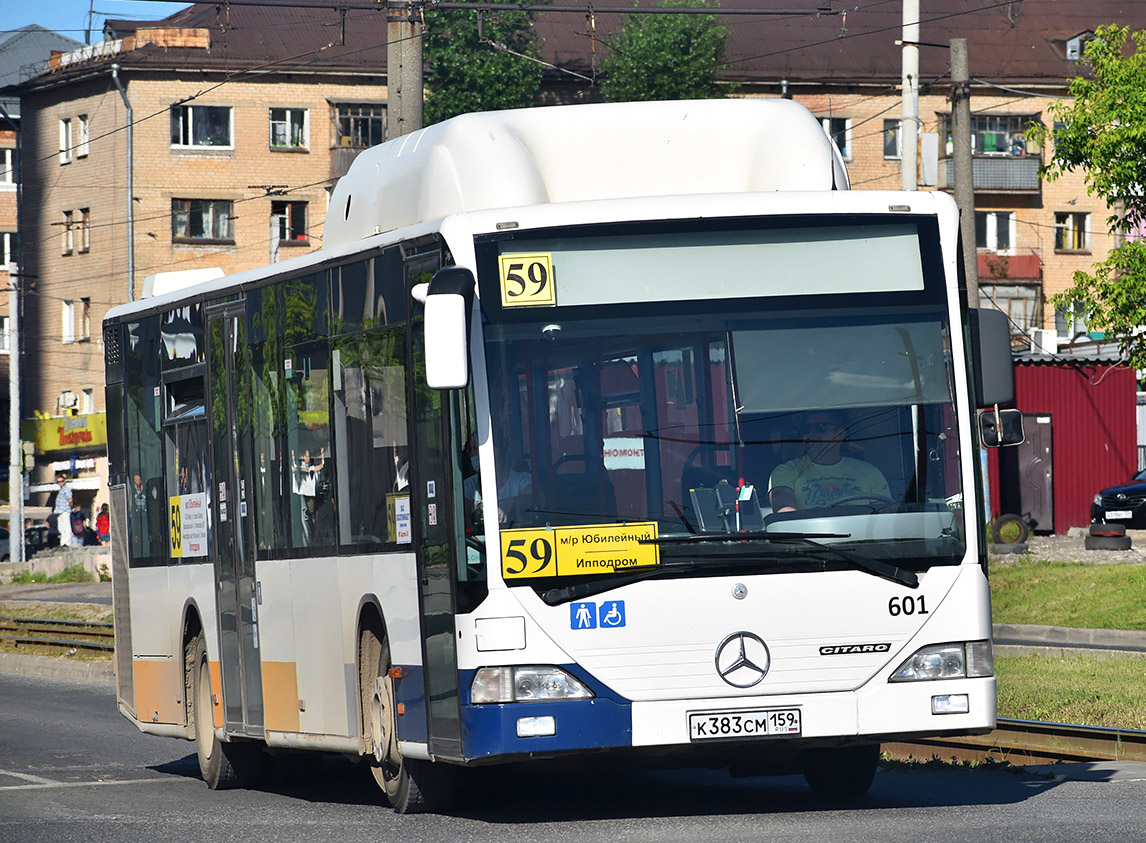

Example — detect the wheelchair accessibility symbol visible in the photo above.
[570,600,626,630]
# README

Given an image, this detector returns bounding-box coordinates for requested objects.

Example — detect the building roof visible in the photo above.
[4,0,1145,100]
[1,4,389,96]
[0,25,83,116]
[537,0,1146,91]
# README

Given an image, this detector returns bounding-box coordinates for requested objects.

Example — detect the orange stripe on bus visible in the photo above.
[132,659,184,726]
[261,661,301,733]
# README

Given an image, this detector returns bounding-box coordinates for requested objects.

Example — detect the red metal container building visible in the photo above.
[987,356,1137,535]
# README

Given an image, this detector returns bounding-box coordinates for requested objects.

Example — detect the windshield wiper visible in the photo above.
[539,532,917,605]
[638,532,919,588]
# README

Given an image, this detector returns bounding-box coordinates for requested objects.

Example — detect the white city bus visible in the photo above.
[104,99,1020,813]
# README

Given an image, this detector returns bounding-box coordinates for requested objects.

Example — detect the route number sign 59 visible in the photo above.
[498,253,556,307]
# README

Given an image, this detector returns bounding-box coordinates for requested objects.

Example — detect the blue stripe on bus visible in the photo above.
[457,666,633,759]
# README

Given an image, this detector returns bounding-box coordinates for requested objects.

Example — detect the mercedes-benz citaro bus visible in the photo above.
[104,98,1022,813]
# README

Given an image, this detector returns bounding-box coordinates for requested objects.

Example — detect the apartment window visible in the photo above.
[0,315,9,354]
[82,387,95,414]
[820,117,852,160]
[972,115,1030,156]
[1055,212,1089,252]
[172,199,234,243]
[982,285,1040,333]
[78,114,90,157]
[883,119,902,159]
[270,108,308,149]
[0,148,15,186]
[975,211,1014,254]
[79,208,91,252]
[272,201,307,243]
[1,231,13,267]
[333,103,386,148]
[61,210,74,255]
[171,105,233,148]
[81,297,91,341]
[59,118,73,164]
[62,300,75,344]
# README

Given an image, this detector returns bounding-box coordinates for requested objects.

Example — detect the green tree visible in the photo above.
[423,3,544,125]
[1027,25,1146,365]
[601,0,731,103]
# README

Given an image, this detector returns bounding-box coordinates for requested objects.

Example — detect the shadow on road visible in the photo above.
[148,752,1064,820]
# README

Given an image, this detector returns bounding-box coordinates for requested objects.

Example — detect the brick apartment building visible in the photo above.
[2,0,1144,510]
[2,5,390,511]
[0,25,83,503]
[535,0,1143,346]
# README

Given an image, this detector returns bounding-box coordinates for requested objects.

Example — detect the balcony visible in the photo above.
[330,146,364,181]
[942,155,1042,194]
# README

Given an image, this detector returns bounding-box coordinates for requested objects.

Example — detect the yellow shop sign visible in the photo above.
[24,413,108,453]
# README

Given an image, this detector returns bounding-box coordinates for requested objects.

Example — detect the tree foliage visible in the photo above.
[423,4,544,125]
[601,0,731,103]
[1027,25,1146,365]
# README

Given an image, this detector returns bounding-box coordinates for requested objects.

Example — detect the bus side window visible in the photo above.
[333,326,409,549]
[125,316,167,564]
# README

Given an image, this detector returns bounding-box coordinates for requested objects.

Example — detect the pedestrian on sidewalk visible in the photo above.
[54,474,74,547]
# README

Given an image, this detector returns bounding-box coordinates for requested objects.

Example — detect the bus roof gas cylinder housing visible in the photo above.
[324,99,850,248]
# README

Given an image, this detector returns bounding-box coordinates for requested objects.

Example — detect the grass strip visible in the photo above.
[996,651,1146,729]
[989,558,1146,630]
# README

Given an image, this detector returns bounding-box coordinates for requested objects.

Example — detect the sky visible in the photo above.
[1,1,191,41]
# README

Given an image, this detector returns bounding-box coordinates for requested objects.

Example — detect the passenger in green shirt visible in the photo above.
[768,410,891,512]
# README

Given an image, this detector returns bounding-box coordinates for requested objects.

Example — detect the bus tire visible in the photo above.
[1084,534,1133,551]
[361,627,456,813]
[190,635,261,789]
[803,744,879,800]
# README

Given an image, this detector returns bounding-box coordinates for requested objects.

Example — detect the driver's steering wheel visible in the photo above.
[828,494,896,510]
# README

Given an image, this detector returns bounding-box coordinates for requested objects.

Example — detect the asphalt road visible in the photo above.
[5,671,1146,843]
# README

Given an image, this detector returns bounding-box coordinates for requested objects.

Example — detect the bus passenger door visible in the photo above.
[208,305,264,736]
[410,274,464,761]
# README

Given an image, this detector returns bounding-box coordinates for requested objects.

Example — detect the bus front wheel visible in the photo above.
[189,635,261,789]
[361,628,455,813]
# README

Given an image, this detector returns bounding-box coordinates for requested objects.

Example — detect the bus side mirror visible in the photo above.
[979,407,1025,447]
[968,307,1014,408]
[422,266,475,390]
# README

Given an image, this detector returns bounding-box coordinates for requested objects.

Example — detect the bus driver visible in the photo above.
[768,410,891,512]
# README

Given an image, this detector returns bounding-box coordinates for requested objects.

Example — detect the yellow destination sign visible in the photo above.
[498,253,556,307]
[500,522,659,580]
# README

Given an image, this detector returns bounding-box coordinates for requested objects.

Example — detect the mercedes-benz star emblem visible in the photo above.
[714,631,771,688]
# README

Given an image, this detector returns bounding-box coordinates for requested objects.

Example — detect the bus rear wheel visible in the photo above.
[361,628,456,813]
[803,744,879,800]
[189,635,261,789]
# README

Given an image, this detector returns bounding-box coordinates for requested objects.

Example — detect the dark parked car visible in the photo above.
[1092,469,1146,526]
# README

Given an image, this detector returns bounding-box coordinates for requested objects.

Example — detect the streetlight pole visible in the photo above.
[901,0,919,191]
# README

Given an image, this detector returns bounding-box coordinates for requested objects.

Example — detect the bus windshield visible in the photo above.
[476,219,967,588]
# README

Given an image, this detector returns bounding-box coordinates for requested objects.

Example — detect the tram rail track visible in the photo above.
[0,615,115,652]
[886,718,1146,765]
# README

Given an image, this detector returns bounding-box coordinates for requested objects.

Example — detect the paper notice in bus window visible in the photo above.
[500,522,659,580]
[498,253,556,308]
[387,493,412,544]
[169,493,208,559]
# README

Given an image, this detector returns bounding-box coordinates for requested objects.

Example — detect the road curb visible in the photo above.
[993,623,1146,653]
[0,652,114,684]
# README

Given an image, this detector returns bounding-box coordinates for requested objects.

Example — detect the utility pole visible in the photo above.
[0,102,22,565]
[950,38,979,306]
[387,7,424,138]
[901,0,919,191]
[8,269,22,566]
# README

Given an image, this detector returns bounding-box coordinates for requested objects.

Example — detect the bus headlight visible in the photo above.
[471,666,595,703]
[888,641,994,682]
